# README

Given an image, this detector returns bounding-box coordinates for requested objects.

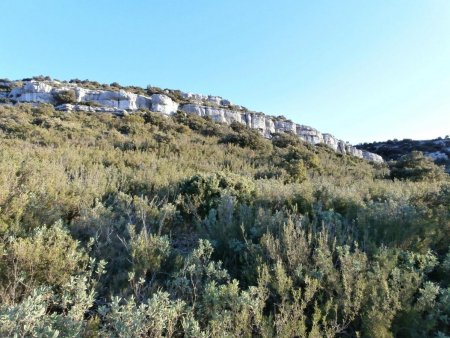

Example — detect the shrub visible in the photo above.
[127,224,171,292]
[53,89,77,105]
[0,101,448,336]
[220,123,271,152]
[390,151,447,182]
[146,85,163,95]
[79,100,102,107]
[142,111,172,130]
[279,145,322,182]
[178,172,255,219]
[2,221,89,298]
[99,292,186,337]
[32,103,55,116]
[174,112,225,137]
[271,132,302,148]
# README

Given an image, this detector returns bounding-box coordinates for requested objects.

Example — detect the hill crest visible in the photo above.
[0,77,383,162]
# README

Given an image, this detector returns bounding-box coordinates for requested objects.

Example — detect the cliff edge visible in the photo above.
[0,78,383,162]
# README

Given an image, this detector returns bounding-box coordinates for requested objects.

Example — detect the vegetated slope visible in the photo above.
[0,103,449,337]
[0,76,383,162]
[359,137,450,172]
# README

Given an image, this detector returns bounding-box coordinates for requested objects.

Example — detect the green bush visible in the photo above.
[53,89,77,104]
[0,221,89,303]
[178,172,255,219]
[220,122,272,151]
[390,151,447,181]
[0,103,448,336]
[32,103,55,116]
[271,132,302,148]
[174,112,225,137]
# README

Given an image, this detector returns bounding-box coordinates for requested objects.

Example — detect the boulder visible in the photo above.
[151,94,179,115]
[362,151,384,162]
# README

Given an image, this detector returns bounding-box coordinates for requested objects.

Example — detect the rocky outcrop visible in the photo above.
[135,97,381,162]
[56,103,126,115]
[0,79,383,162]
[151,94,179,115]
[9,81,55,103]
[74,88,152,110]
[6,81,153,111]
[180,104,244,125]
[244,113,276,137]
[323,134,339,151]
[180,92,233,107]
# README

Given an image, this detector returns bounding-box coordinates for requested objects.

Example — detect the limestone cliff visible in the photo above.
[0,79,383,162]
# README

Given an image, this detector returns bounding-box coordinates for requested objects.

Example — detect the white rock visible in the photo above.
[264,118,276,136]
[151,94,179,115]
[274,120,297,134]
[180,103,243,124]
[181,92,208,102]
[361,150,383,162]
[8,80,55,103]
[346,145,363,158]
[248,114,267,131]
[23,81,53,93]
[63,87,152,110]
[337,140,347,154]
[207,96,222,105]
[323,133,339,151]
[2,79,384,162]
[136,95,152,109]
[296,125,323,144]
[56,103,125,115]
[56,104,92,112]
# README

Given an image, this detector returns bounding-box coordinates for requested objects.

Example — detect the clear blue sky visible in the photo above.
[1,0,449,143]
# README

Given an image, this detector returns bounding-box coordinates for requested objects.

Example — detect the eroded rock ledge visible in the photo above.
[0,79,383,162]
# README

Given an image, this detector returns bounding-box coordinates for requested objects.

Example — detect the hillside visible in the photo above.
[0,76,382,162]
[0,87,449,336]
[358,137,450,173]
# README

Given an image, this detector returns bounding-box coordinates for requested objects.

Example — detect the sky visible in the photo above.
[0,0,449,144]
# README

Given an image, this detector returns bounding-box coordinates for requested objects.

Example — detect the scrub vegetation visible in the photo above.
[0,103,449,337]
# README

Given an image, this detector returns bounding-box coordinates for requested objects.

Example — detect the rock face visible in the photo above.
[180,104,244,125]
[9,81,55,103]
[56,103,126,115]
[6,81,152,111]
[74,88,151,110]
[151,94,179,115]
[0,79,383,162]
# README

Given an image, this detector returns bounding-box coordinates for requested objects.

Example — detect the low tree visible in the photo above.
[390,151,447,181]
[53,89,77,105]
